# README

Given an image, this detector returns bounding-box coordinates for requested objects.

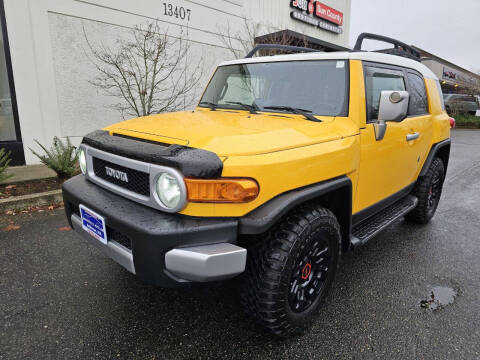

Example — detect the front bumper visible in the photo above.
[63,175,245,287]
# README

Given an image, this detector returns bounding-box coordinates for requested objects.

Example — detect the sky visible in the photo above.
[348,0,480,74]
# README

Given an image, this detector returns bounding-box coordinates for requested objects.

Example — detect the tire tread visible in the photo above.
[240,204,340,336]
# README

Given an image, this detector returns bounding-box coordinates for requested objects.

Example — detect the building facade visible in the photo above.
[0,0,351,165]
[414,47,480,96]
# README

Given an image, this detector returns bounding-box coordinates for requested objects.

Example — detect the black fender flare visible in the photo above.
[238,176,352,242]
[419,138,451,177]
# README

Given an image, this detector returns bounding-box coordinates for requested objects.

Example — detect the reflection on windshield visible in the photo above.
[199,60,348,117]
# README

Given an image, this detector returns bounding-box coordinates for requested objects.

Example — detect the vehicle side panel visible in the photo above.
[353,65,450,215]
[423,78,451,152]
[181,134,360,217]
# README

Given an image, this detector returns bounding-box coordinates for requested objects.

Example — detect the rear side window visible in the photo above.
[437,81,446,111]
[365,66,405,122]
[406,72,428,115]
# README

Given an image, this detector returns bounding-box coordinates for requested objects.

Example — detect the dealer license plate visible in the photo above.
[79,204,107,244]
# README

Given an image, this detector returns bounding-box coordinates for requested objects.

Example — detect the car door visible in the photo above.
[404,69,433,176]
[354,64,428,216]
[464,95,478,113]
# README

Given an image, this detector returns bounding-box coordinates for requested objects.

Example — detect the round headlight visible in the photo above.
[156,172,182,209]
[79,148,87,175]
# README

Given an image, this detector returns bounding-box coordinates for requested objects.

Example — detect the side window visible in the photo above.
[435,80,445,111]
[365,66,405,122]
[407,72,428,115]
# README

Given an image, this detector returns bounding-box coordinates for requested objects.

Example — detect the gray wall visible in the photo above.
[4,0,351,164]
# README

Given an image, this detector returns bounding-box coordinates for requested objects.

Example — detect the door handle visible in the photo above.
[406,132,419,141]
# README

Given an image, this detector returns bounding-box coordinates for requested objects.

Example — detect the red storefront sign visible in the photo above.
[291,1,343,26]
[315,2,343,26]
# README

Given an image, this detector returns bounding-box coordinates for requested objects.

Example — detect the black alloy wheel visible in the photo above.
[406,157,445,224]
[240,205,341,337]
[288,237,331,313]
[427,170,442,211]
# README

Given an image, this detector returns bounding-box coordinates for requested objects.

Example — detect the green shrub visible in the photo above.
[30,137,79,181]
[0,148,13,183]
[454,113,480,128]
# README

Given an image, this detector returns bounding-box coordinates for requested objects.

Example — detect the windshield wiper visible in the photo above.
[198,101,218,111]
[226,101,259,114]
[263,106,321,122]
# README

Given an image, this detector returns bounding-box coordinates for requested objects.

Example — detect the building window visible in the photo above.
[0,10,15,142]
[0,0,24,165]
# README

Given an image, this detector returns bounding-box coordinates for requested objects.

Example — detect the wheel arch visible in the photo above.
[420,138,451,178]
[238,176,352,253]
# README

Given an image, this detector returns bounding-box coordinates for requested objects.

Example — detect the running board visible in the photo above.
[350,195,418,248]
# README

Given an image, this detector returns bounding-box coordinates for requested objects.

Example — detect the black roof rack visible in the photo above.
[353,33,421,61]
[244,33,421,62]
[245,44,318,58]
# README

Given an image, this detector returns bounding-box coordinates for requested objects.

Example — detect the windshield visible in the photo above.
[199,60,348,117]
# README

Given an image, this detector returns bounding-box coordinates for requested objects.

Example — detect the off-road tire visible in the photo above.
[240,204,341,337]
[406,157,445,224]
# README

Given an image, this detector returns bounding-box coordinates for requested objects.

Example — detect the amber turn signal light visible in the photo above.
[185,178,259,203]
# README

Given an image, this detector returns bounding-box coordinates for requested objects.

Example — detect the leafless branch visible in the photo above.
[84,21,204,118]
[215,18,310,59]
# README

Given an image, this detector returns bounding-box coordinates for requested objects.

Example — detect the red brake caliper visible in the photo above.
[301,263,312,280]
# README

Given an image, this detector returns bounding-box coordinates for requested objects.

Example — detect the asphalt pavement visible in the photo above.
[1,129,479,359]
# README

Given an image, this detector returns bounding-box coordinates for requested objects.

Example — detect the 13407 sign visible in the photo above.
[163,2,191,21]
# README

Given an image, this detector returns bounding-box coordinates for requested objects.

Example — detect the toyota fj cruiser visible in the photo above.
[63,33,452,336]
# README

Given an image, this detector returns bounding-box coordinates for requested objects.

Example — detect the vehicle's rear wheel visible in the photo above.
[240,205,340,337]
[406,157,445,224]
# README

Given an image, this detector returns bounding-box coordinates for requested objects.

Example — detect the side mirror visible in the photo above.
[374,90,409,141]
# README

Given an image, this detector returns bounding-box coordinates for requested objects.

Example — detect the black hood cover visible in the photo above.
[82,130,223,178]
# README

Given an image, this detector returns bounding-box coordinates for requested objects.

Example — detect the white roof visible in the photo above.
[219,51,438,80]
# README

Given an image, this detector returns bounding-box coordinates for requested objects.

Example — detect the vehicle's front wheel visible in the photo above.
[240,205,340,337]
[406,157,445,224]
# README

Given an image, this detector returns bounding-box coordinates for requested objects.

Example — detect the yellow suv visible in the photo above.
[63,33,452,336]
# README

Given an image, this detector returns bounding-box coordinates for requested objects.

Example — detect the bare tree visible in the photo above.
[216,18,261,59]
[216,18,310,59]
[84,21,204,118]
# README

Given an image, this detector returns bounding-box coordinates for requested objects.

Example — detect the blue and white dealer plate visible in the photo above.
[79,204,107,245]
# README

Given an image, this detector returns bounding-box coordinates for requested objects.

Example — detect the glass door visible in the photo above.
[0,0,24,165]
[0,50,15,141]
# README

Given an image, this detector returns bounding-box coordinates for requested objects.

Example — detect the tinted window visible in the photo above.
[365,67,405,121]
[200,60,348,117]
[407,72,428,115]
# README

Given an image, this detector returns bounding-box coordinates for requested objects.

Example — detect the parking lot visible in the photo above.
[1,129,479,359]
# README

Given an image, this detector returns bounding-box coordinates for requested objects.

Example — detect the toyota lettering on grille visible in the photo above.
[105,166,129,183]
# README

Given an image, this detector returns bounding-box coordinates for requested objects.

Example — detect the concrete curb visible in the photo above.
[0,164,56,185]
[0,189,63,212]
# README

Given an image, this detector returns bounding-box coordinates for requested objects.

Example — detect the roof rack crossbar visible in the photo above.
[245,44,318,58]
[353,33,421,60]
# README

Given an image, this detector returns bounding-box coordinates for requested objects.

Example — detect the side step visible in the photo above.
[350,195,418,248]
